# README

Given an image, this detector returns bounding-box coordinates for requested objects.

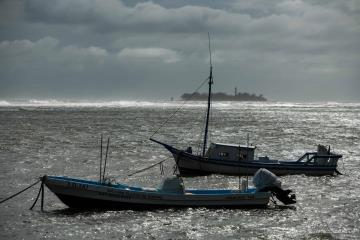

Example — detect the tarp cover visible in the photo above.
[159,177,184,193]
[253,168,281,191]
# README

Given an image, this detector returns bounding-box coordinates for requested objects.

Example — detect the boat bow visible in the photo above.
[150,138,180,155]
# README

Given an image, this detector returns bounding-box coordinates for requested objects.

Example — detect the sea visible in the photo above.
[0,100,359,239]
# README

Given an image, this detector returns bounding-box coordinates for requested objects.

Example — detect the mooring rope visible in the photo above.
[0,178,41,204]
[127,159,167,177]
[29,180,44,210]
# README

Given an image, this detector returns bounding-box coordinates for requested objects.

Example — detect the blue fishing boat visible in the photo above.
[43,168,295,209]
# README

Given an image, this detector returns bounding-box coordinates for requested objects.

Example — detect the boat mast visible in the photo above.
[202,33,213,157]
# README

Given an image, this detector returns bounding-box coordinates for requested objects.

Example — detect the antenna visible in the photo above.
[102,137,110,182]
[208,32,212,68]
[247,133,250,147]
[99,134,103,182]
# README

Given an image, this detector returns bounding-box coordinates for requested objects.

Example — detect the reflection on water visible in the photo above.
[0,101,359,239]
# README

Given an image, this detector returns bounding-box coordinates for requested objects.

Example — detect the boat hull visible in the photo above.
[43,176,270,209]
[170,149,338,176]
[150,138,340,176]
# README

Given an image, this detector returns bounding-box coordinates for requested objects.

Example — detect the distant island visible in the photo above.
[181,88,267,101]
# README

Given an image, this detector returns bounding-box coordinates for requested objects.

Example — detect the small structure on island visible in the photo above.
[181,87,267,101]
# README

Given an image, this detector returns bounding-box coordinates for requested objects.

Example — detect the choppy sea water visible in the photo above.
[0,101,359,239]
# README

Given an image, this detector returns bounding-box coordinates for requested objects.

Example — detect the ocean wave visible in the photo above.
[0,99,204,108]
[0,100,11,106]
[0,99,359,108]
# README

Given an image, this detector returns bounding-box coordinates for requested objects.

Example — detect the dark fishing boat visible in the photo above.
[151,35,342,176]
[150,139,342,176]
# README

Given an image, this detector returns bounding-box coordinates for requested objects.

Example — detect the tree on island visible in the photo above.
[181,91,267,101]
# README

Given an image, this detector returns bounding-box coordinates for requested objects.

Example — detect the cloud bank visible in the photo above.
[0,0,359,101]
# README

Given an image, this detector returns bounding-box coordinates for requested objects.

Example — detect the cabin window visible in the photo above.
[239,154,247,160]
[218,152,229,157]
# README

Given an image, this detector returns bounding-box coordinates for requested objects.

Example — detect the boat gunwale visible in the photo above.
[151,138,341,171]
[45,176,264,196]
[170,148,340,171]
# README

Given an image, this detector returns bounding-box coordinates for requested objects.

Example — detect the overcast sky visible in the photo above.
[0,0,359,101]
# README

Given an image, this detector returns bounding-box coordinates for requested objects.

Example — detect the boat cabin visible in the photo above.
[206,143,255,161]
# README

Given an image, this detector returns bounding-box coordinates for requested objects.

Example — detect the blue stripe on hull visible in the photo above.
[55,193,268,210]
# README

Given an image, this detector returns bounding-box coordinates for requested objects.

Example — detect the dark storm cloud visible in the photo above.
[24,0,246,34]
[0,0,359,101]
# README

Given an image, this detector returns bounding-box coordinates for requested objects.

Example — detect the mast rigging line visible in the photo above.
[149,76,210,139]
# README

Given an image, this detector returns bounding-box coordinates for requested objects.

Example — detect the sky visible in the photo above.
[0,0,359,102]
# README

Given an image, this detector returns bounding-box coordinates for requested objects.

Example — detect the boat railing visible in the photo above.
[297,152,342,165]
[297,152,316,162]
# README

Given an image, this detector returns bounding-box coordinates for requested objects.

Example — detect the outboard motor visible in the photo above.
[253,168,296,205]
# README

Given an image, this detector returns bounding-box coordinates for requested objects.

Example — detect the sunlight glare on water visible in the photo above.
[0,101,359,239]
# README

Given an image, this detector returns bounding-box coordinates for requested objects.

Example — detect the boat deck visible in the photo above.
[48,176,257,195]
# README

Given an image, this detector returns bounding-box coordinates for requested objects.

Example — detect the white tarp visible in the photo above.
[253,168,281,190]
[159,177,184,193]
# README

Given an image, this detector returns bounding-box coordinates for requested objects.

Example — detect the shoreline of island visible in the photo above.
[181,88,267,101]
